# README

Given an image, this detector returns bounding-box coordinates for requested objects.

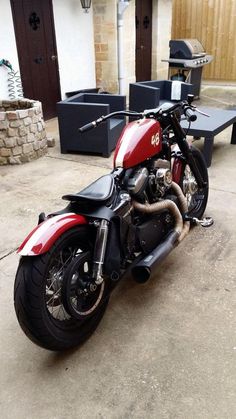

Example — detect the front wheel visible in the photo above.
[180,145,209,219]
[14,226,109,351]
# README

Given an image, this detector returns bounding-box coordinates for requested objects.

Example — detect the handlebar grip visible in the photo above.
[185,107,197,122]
[79,122,96,133]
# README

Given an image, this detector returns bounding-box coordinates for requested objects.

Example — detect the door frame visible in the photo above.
[10,0,61,119]
[135,0,153,82]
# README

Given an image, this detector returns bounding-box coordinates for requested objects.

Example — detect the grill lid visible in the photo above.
[170,39,206,59]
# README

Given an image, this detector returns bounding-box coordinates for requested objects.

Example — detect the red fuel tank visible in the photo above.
[114,119,162,169]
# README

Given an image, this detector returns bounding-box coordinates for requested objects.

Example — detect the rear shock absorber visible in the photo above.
[92,219,109,285]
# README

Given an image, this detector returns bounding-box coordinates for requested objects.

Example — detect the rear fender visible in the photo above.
[18,213,88,256]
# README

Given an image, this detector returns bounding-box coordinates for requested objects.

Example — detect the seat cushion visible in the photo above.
[62,174,114,205]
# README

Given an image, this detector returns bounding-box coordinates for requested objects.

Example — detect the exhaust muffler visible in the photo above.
[131,182,190,283]
[131,230,179,283]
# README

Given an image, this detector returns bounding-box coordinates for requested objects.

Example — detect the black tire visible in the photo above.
[14,226,109,351]
[180,145,209,219]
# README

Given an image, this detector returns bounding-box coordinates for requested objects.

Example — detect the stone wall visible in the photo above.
[92,0,135,97]
[93,0,118,93]
[0,99,47,165]
[92,0,172,98]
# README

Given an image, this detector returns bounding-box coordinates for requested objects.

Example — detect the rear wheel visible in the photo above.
[14,226,109,351]
[180,145,209,219]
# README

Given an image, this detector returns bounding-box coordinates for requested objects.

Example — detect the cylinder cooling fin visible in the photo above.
[126,167,149,197]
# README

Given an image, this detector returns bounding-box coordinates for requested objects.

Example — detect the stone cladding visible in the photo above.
[0,99,47,165]
[92,0,171,95]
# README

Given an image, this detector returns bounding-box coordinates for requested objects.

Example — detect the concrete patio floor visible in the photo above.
[0,89,236,419]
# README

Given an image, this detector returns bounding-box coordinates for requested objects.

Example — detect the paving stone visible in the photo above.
[40,139,47,149]
[30,124,37,133]
[23,143,33,154]
[33,141,40,151]
[17,136,27,145]
[9,120,21,128]
[0,148,11,157]
[4,138,16,148]
[27,133,35,143]
[8,156,21,164]
[7,112,18,120]
[7,127,18,137]
[0,156,7,164]
[37,122,43,132]
[18,126,28,137]
[20,154,30,163]
[0,120,7,130]
[23,117,32,126]
[47,137,55,147]
[32,115,39,123]
[12,146,22,156]
[18,110,29,119]
[0,113,6,121]
[0,99,47,166]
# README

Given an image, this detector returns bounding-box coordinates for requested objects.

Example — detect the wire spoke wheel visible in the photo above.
[46,246,84,322]
[14,226,110,350]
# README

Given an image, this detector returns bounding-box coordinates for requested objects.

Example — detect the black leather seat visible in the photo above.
[62,174,114,205]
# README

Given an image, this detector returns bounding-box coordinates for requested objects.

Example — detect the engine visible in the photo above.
[124,159,177,255]
[126,159,173,202]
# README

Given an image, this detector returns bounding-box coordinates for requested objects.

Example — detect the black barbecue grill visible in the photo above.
[162,39,213,98]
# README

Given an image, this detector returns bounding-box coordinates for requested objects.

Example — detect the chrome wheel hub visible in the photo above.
[183,165,198,208]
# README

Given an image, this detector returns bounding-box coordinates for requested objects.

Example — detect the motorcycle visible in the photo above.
[14,94,213,351]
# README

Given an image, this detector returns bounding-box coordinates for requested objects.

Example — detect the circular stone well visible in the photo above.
[0,99,48,165]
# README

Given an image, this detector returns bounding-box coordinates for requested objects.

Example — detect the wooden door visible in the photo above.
[135,0,152,81]
[10,0,61,119]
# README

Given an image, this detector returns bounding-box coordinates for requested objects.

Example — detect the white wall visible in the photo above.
[52,0,96,99]
[0,0,21,99]
[0,0,96,100]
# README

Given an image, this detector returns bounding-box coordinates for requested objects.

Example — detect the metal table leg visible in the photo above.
[231,122,236,144]
[203,136,214,168]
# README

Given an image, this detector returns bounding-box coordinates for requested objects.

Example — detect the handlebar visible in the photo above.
[79,121,96,133]
[79,100,207,133]
[142,101,198,122]
[183,105,197,122]
[79,110,143,133]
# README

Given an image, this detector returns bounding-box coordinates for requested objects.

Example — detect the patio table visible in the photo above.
[180,106,236,167]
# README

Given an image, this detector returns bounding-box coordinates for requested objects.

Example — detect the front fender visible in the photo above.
[18,213,88,256]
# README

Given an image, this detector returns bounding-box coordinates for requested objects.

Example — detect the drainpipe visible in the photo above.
[117,0,130,95]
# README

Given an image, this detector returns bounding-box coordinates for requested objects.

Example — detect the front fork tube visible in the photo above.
[93,219,109,285]
[170,114,206,189]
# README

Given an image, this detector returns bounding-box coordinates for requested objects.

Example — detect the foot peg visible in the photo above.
[193,216,214,227]
[184,215,214,227]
